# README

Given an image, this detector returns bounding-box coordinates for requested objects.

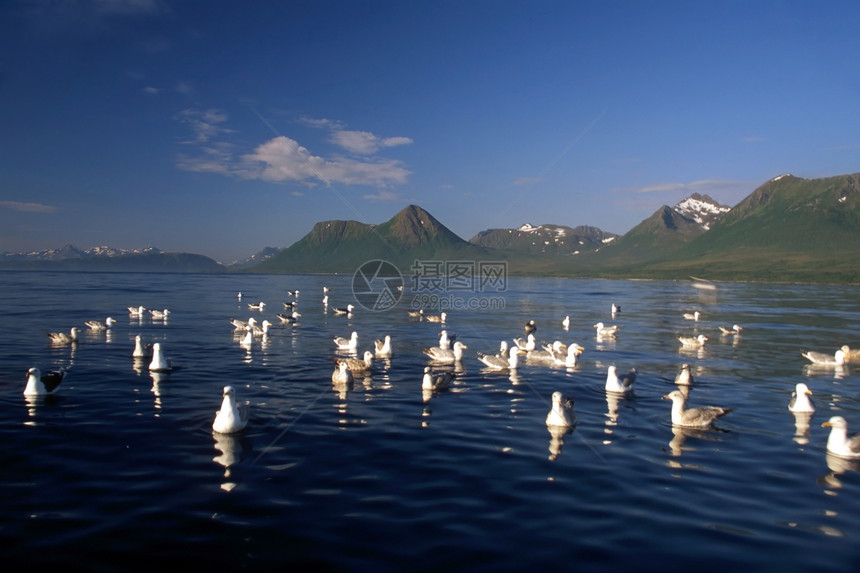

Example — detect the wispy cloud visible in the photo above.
[0,201,58,213]
[511,177,542,187]
[362,190,400,201]
[617,179,743,195]
[176,110,412,188]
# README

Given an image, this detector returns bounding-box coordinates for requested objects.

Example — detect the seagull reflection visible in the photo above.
[792,412,814,445]
[212,431,251,492]
[150,370,169,413]
[804,364,847,380]
[666,426,722,457]
[548,424,573,461]
[820,453,860,490]
[605,392,620,429]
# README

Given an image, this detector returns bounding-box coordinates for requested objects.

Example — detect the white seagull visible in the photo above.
[678,334,708,348]
[132,335,152,358]
[561,344,584,368]
[128,305,147,316]
[822,416,860,459]
[277,311,301,324]
[333,331,359,351]
[605,365,637,395]
[149,309,171,319]
[662,390,732,428]
[331,361,354,385]
[374,335,393,358]
[718,324,743,335]
[24,367,68,396]
[683,311,701,321]
[85,317,115,331]
[545,392,575,428]
[148,342,173,372]
[788,383,815,413]
[562,315,570,330]
[674,363,693,386]
[332,304,355,316]
[477,346,523,370]
[512,333,537,352]
[248,302,266,311]
[212,386,249,434]
[337,351,374,374]
[425,312,447,323]
[802,349,847,366]
[422,341,468,364]
[594,322,619,336]
[47,327,80,345]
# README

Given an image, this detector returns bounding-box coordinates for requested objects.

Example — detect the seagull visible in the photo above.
[230,317,254,330]
[611,304,621,315]
[24,367,68,396]
[560,343,584,368]
[128,305,147,316]
[277,311,301,324]
[250,319,272,337]
[561,316,570,330]
[662,390,732,428]
[333,331,359,351]
[422,366,455,392]
[331,361,354,384]
[594,322,619,336]
[132,334,152,358]
[788,383,815,413]
[237,292,243,300]
[545,392,575,428]
[527,340,566,365]
[239,327,254,348]
[282,300,298,310]
[85,317,115,331]
[524,320,537,335]
[407,309,424,319]
[425,312,447,323]
[718,324,743,335]
[678,334,708,348]
[149,309,171,319]
[212,386,249,434]
[47,327,80,345]
[422,341,468,364]
[605,365,636,395]
[248,301,266,311]
[512,333,537,352]
[477,346,523,370]
[683,311,701,321]
[148,342,172,372]
[674,363,694,386]
[802,349,847,366]
[438,330,455,350]
[337,351,374,374]
[822,416,860,459]
[286,289,300,297]
[332,304,355,316]
[374,335,392,358]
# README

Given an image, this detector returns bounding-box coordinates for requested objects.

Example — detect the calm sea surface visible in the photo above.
[1,271,859,571]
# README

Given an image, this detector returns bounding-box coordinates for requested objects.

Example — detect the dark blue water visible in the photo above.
[1,271,859,571]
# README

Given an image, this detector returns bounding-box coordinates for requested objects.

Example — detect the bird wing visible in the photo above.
[40,369,66,393]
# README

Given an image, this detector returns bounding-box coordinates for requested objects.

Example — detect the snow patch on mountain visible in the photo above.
[672,194,731,230]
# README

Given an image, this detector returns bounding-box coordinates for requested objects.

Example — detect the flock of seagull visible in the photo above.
[23,288,860,460]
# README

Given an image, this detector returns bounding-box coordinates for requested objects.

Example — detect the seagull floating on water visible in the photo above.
[337,351,374,374]
[788,383,815,413]
[149,309,171,319]
[331,361,354,384]
[148,342,173,372]
[248,302,266,311]
[822,416,860,459]
[333,331,359,351]
[545,392,575,428]
[85,317,115,331]
[407,308,424,319]
[683,311,701,321]
[422,341,468,364]
[477,346,523,370]
[422,366,455,391]
[662,390,732,428]
[593,322,619,336]
[128,305,147,316]
[605,365,637,395]
[674,363,693,386]
[133,334,152,358]
[212,386,249,434]
[47,327,80,345]
[611,304,621,315]
[286,289,300,297]
[24,367,68,396]
[802,349,847,366]
[561,344,584,368]
[438,330,455,350]
[277,311,301,324]
[718,324,743,335]
[678,334,708,348]
[524,320,537,335]
[561,316,570,330]
[512,333,537,352]
[374,335,392,358]
[425,312,447,323]
[332,304,355,316]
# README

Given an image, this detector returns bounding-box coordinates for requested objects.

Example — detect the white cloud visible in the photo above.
[620,179,742,195]
[363,190,400,201]
[174,108,231,143]
[0,201,58,213]
[330,130,413,155]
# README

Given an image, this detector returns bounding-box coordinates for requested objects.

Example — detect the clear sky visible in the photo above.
[2,0,858,264]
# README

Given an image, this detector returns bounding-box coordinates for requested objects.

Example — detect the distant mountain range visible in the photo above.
[3,172,858,282]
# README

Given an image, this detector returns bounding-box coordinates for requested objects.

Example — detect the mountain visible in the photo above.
[635,173,860,282]
[228,246,282,269]
[251,205,495,274]
[587,194,732,266]
[0,244,224,272]
[469,223,618,256]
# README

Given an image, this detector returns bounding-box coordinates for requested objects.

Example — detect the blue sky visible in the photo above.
[2,0,858,264]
